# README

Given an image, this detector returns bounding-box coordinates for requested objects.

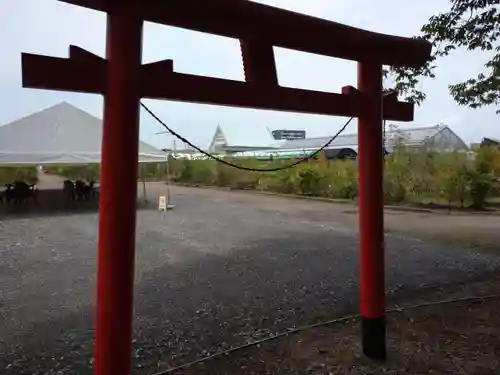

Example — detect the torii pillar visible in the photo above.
[95,14,143,375]
[357,62,385,360]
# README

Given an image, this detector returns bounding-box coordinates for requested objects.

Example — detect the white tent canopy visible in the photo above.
[0,102,167,165]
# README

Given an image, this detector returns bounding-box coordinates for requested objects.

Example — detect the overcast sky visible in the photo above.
[1,0,497,149]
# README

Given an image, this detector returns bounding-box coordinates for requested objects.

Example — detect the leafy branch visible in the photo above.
[385,0,500,112]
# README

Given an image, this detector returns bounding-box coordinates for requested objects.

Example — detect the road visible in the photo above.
[0,184,499,374]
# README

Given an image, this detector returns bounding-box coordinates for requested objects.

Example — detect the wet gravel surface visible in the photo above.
[1,185,499,375]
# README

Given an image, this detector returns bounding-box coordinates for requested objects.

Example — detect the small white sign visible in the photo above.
[158,195,167,211]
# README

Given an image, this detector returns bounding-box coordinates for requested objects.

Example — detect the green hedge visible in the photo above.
[166,148,500,210]
[0,167,38,185]
[41,147,500,210]
[45,165,101,181]
[45,163,168,182]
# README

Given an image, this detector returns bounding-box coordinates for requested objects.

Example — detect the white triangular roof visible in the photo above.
[208,123,276,152]
[0,102,166,165]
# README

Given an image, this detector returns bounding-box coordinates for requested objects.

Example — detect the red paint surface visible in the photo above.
[57,0,431,67]
[240,40,278,85]
[94,14,143,375]
[21,51,416,121]
[357,62,385,319]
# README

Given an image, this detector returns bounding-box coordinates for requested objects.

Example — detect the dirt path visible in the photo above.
[36,171,66,190]
[205,187,500,255]
[384,212,500,254]
[337,208,500,254]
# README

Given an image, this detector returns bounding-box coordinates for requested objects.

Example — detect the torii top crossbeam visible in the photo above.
[59,0,430,68]
[22,0,432,122]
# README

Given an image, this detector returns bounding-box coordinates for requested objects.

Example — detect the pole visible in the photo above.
[140,164,147,201]
[357,61,386,361]
[165,151,173,208]
[94,12,143,375]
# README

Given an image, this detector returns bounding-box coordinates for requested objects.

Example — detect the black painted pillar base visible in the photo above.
[361,316,387,361]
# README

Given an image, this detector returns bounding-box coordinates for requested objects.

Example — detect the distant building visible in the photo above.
[479,137,500,148]
[383,124,468,152]
[206,123,468,160]
[207,124,277,154]
[271,129,306,140]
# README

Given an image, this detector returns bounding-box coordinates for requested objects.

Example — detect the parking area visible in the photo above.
[1,183,499,374]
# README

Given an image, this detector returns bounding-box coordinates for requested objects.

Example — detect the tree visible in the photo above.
[385,0,500,112]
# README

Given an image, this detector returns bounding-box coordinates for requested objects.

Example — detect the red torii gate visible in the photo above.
[20,1,432,374]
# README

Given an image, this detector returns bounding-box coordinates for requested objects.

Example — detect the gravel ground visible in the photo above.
[175,296,500,375]
[1,183,499,375]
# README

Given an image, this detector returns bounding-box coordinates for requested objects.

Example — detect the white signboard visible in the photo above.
[158,195,167,211]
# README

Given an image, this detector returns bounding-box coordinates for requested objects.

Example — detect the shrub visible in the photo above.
[321,159,358,199]
[443,164,471,208]
[469,148,496,210]
[0,167,38,185]
[297,165,323,195]
[35,146,500,210]
[46,164,100,181]
[384,150,410,203]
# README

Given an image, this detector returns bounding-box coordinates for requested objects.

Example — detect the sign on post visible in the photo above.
[158,195,167,211]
